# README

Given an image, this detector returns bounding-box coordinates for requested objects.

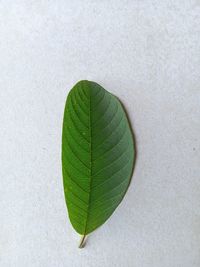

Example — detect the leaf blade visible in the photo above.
[62,80,135,235]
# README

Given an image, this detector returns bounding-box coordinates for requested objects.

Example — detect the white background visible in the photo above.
[0,1,200,267]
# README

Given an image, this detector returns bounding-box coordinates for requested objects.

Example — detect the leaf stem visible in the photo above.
[79,235,87,248]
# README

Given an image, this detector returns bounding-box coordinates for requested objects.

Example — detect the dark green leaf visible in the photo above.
[62,80,135,240]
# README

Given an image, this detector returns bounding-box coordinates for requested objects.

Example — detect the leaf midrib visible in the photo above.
[83,86,93,234]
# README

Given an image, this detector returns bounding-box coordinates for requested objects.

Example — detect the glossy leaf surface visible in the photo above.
[62,80,135,235]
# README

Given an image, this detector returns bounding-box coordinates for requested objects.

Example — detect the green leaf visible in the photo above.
[62,80,135,242]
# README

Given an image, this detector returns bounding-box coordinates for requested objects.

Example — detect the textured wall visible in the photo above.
[0,1,200,266]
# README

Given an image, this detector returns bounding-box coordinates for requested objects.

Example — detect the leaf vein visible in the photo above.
[63,165,89,194]
[91,94,112,127]
[93,126,128,162]
[65,126,89,154]
[64,139,90,170]
[92,102,119,139]
[70,96,89,129]
[67,110,90,143]
[93,113,124,152]
[93,144,130,176]
[74,89,89,117]
[92,156,132,189]
[92,179,128,204]
[67,189,88,206]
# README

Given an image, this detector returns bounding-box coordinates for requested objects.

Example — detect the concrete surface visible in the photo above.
[0,1,200,266]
